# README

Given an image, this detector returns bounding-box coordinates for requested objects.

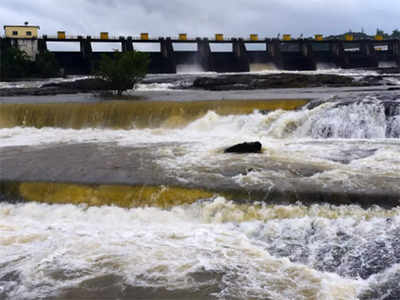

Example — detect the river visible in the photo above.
[1,68,400,299]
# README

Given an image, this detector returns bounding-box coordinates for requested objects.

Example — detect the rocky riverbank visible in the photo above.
[191,73,361,90]
[0,78,111,97]
[0,72,397,97]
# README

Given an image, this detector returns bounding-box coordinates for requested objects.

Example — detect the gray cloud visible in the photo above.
[1,0,400,39]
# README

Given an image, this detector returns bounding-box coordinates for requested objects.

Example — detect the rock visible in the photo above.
[0,87,68,97]
[356,75,384,86]
[376,67,400,74]
[192,73,357,90]
[0,78,113,97]
[224,142,262,154]
[41,78,112,91]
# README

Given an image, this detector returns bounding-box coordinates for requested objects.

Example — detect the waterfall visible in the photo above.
[262,97,400,139]
[0,100,307,129]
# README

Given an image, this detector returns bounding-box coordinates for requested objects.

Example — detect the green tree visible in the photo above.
[0,47,60,80]
[96,51,149,96]
[1,47,31,79]
[392,29,400,38]
[34,51,60,77]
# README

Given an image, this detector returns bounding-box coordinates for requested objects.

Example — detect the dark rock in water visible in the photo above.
[41,78,112,91]
[387,87,400,91]
[376,67,400,74]
[357,75,384,86]
[259,110,272,115]
[224,142,262,154]
[0,78,113,97]
[192,73,358,91]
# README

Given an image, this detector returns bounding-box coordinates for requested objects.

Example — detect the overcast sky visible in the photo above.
[1,0,400,39]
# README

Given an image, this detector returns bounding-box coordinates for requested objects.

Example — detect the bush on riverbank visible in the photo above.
[96,51,150,95]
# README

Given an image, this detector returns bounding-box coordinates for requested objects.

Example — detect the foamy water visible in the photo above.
[1,98,398,144]
[4,198,398,299]
[135,83,178,91]
[1,99,400,178]
[2,89,400,298]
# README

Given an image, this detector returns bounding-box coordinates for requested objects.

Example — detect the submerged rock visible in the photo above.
[224,142,262,154]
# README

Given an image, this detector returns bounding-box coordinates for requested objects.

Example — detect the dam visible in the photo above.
[1,32,400,75]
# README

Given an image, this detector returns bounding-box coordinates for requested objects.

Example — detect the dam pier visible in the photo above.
[2,31,400,74]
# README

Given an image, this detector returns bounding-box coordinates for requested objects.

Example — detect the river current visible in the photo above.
[1,69,400,299]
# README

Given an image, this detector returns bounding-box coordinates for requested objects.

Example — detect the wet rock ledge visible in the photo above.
[191,73,381,91]
[0,73,389,97]
[0,78,111,97]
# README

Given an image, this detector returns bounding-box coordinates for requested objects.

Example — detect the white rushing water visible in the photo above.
[1,98,400,203]
[1,97,400,180]
[1,97,400,145]
[4,198,399,299]
[2,84,400,298]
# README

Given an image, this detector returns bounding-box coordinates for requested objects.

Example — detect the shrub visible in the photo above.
[96,51,149,95]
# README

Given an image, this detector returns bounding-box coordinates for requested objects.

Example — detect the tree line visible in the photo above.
[0,47,60,80]
[376,29,400,39]
[325,29,400,40]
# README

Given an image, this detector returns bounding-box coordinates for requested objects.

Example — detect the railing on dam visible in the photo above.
[2,33,400,74]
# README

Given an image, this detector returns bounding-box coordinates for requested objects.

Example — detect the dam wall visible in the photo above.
[2,35,400,74]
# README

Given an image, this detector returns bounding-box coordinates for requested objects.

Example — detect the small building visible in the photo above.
[4,22,40,39]
[3,23,40,60]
